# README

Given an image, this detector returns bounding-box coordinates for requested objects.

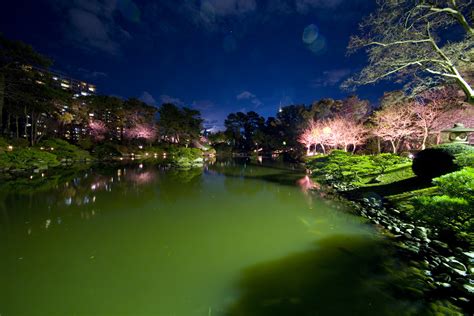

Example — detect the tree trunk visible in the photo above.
[352,145,357,153]
[30,112,35,146]
[377,137,381,154]
[320,143,326,155]
[452,68,474,105]
[0,73,4,134]
[390,140,397,154]
[15,116,19,139]
[6,113,10,134]
[24,106,28,138]
[421,127,428,150]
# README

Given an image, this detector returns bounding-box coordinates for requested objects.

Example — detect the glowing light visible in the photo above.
[307,36,327,55]
[7,145,13,151]
[302,24,319,44]
[323,127,332,134]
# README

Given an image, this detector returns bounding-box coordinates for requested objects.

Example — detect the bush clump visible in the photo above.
[93,143,123,160]
[167,147,203,169]
[412,167,474,245]
[37,139,91,161]
[308,151,410,187]
[0,148,60,171]
[412,143,474,179]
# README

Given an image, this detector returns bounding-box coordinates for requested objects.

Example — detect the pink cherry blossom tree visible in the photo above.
[413,87,474,148]
[371,105,416,154]
[88,119,108,142]
[124,123,157,143]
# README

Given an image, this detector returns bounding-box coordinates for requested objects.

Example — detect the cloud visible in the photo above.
[159,94,185,106]
[191,100,215,110]
[237,91,263,107]
[52,0,138,54]
[202,0,257,16]
[77,67,108,79]
[180,0,257,32]
[295,0,344,13]
[310,68,351,88]
[140,91,157,106]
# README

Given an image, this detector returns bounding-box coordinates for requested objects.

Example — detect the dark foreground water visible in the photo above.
[0,160,429,315]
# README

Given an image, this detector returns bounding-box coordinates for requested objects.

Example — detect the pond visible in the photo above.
[0,160,428,315]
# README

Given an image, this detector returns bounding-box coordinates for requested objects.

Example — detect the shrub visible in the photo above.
[38,139,91,161]
[0,137,9,148]
[9,138,29,148]
[308,151,410,186]
[412,144,474,179]
[454,152,474,168]
[77,137,94,151]
[167,147,203,168]
[0,148,60,170]
[93,143,122,160]
[412,167,474,245]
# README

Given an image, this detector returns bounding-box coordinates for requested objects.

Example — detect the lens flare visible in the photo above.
[302,24,319,44]
[307,36,327,55]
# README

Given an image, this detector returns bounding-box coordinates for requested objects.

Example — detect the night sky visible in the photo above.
[0,0,395,130]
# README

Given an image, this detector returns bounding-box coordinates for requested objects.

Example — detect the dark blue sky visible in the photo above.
[0,0,394,130]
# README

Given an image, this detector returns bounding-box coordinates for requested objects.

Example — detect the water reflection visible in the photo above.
[0,164,205,234]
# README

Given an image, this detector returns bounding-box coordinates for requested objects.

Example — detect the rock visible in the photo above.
[435,282,451,288]
[431,240,450,254]
[462,251,474,261]
[412,227,429,241]
[403,241,421,254]
[401,223,415,230]
[443,258,467,276]
[463,284,474,294]
[436,273,451,282]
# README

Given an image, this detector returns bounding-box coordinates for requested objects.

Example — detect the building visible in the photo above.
[20,65,98,141]
[22,65,97,97]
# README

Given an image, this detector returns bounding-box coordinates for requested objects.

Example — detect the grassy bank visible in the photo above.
[0,137,212,176]
[305,146,474,314]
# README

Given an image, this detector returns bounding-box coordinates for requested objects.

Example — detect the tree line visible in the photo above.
[0,35,204,147]
[219,88,473,157]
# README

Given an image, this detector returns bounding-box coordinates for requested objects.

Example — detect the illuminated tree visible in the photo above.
[324,117,368,153]
[345,0,474,103]
[299,117,368,154]
[124,123,157,142]
[298,122,317,155]
[371,104,417,154]
[88,119,108,141]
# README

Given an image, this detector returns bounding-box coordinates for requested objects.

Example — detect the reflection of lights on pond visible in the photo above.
[297,175,319,193]
[127,170,156,184]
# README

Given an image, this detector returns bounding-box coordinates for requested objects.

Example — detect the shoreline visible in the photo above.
[311,175,473,314]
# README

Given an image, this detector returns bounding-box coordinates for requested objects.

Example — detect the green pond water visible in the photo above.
[0,160,428,315]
